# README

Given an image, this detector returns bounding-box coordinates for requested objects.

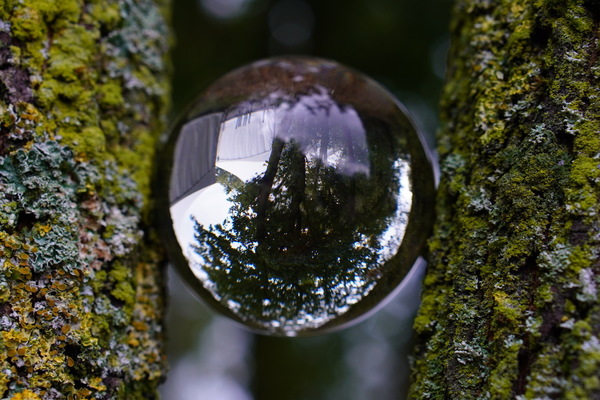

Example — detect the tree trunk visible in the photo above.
[411,1,600,399]
[0,0,170,398]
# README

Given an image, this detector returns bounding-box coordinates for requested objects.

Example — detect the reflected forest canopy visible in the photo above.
[160,58,435,336]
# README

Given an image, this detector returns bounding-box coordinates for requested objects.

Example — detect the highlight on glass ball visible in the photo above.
[157,57,436,336]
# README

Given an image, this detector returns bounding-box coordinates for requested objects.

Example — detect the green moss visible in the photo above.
[10,6,45,41]
[489,338,522,398]
[111,281,135,305]
[90,270,108,293]
[98,82,125,108]
[113,128,157,202]
[26,0,81,26]
[493,291,525,325]
[109,262,131,284]
[88,2,122,30]
[57,126,107,160]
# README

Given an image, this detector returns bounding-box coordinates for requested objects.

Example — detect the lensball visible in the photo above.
[157,57,435,336]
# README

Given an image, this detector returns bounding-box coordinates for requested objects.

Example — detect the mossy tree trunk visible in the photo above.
[411,1,600,399]
[0,0,170,398]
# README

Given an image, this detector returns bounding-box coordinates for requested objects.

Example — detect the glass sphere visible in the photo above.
[157,57,435,336]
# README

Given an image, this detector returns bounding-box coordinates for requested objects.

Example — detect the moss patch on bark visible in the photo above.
[0,0,171,398]
[411,1,600,399]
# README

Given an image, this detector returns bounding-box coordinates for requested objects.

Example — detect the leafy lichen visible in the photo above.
[0,0,170,398]
[411,1,600,399]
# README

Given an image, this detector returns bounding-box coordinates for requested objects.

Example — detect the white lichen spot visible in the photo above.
[0,315,15,330]
[559,318,575,329]
[581,335,600,354]
[529,123,551,144]
[454,340,487,365]
[467,187,493,213]
[538,243,572,275]
[504,335,523,348]
[525,313,542,335]
[0,20,11,32]
[577,268,597,302]
[564,49,585,64]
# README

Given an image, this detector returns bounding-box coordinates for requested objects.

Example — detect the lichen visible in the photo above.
[411,1,600,399]
[0,0,170,398]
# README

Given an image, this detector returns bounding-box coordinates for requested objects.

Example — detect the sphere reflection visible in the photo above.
[158,57,435,336]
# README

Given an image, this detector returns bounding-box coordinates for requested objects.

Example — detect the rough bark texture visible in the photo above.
[410,1,600,399]
[0,0,170,398]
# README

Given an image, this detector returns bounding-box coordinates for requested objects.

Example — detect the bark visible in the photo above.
[410,1,600,399]
[0,0,170,399]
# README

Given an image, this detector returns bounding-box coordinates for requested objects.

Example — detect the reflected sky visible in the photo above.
[163,58,433,336]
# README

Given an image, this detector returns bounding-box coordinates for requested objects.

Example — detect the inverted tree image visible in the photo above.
[189,93,410,334]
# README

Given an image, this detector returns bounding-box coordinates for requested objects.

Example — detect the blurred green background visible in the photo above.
[161,0,451,399]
